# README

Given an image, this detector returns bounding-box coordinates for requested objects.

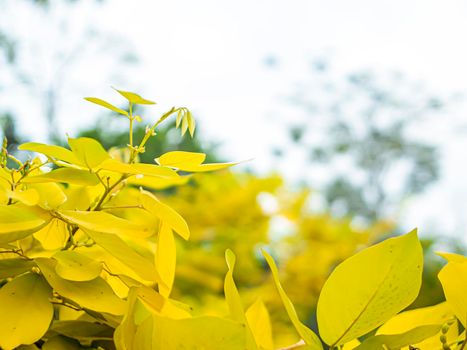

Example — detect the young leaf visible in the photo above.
[53,250,103,282]
[84,97,129,116]
[245,299,274,350]
[262,250,323,350]
[113,88,156,105]
[354,325,441,350]
[317,230,423,347]
[0,273,53,350]
[438,260,467,327]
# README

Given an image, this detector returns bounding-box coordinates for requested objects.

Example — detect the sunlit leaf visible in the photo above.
[34,218,69,250]
[0,205,51,244]
[438,260,467,327]
[18,142,80,165]
[113,88,156,105]
[317,230,423,346]
[156,151,237,172]
[156,224,176,297]
[246,299,274,350]
[0,273,53,350]
[68,137,110,170]
[262,249,323,349]
[53,250,103,281]
[35,257,126,315]
[84,97,129,116]
[23,168,100,186]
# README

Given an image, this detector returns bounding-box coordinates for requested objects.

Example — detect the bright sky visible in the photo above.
[4,0,467,239]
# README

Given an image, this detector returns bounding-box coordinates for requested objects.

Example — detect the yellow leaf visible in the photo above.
[34,218,69,250]
[100,159,179,179]
[156,151,237,172]
[84,97,129,116]
[150,315,246,350]
[438,260,467,327]
[85,230,159,283]
[53,250,103,281]
[50,320,114,342]
[35,257,126,315]
[317,230,423,346]
[0,205,51,244]
[156,224,176,297]
[262,250,323,350]
[0,258,35,279]
[29,183,67,209]
[58,210,154,238]
[246,299,274,350]
[140,190,189,240]
[342,339,361,350]
[0,273,53,350]
[113,88,156,105]
[437,251,467,263]
[377,302,457,349]
[23,168,100,186]
[18,142,80,165]
[128,174,190,190]
[8,188,39,206]
[354,325,441,350]
[68,137,110,170]
[42,335,83,350]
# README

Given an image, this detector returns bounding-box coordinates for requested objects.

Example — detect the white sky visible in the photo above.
[4,0,467,240]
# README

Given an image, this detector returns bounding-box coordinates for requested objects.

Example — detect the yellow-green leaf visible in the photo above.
[141,190,189,240]
[0,273,53,350]
[23,168,100,186]
[156,224,176,297]
[85,230,158,283]
[53,250,103,281]
[156,151,236,172]
[84,97,129,116]
[113,88,156,105]
[151,315,246,350]
[439,260,467,327]
[246,299,274,350]
[51,320,114,342]
[0,258,35,279]
[18,142,80,165]
[29,183,67,209]
[262,249,323,350]
[354,325,441,350]
[34,218,69,250]
[0,205,51,244]
[42,336,83,350]
[377,302,456,349]
[58,210,154,238]
[35,257,126,315]
[317,230,423,346]
[68,137,110,170]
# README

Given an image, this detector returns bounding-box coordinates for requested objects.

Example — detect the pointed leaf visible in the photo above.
[317,230,423,346]
[246,299,274,350]
[84,97,128,116]
[68,137,110,170]
[23,168,100,186]
[439,260,467,327]
[113,88,156,105]
[18,142,80,165]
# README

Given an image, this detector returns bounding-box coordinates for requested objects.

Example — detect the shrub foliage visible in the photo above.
[0,89,464,349]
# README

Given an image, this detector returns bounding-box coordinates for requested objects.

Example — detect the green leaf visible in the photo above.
[35,257,126,315]
[53,250,103,281]
[58,210,154,238]
[354,325,441,350]
[67,137,110,170]
[42,336,83,350]
[23,168,100,186]
[113,88,156,105]
[262,250,323,349]
[84,97,129,116]
[18,142,80,165]
[317,230,423,346]
[0,273,53,350]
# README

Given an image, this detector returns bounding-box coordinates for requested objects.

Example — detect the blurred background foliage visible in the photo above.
[1,0,465,347]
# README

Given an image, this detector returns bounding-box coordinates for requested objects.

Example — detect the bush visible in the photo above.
[0,89,464,350]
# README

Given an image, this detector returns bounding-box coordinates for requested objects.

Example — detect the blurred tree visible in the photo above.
[0,0,136,144]
[271,58,457,224]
